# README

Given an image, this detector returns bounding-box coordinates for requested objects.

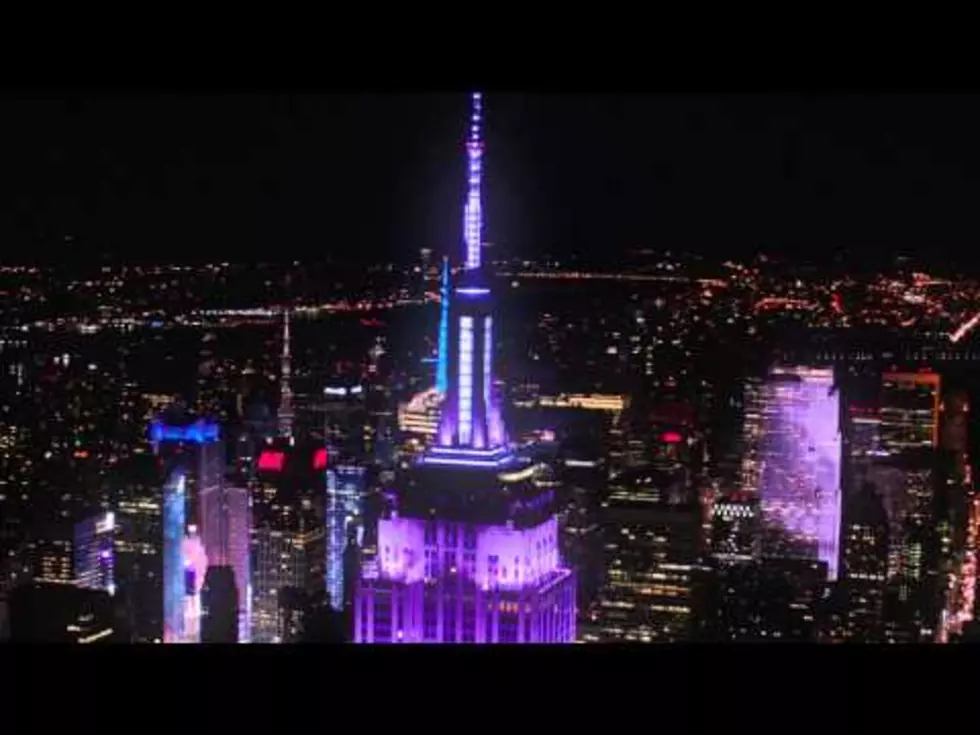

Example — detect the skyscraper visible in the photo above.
[754,366,843,581]
[278,309,295,439]
[74,511,117,595]
[199,482,251,642]
[839,483,889,641]
[150,418,226,642]
[353,93,576,644]
[150,418,226,535]
[115,495,164,643]
[855,371,944,641]
[325,462,365,611]
[162,471,186,643]
[592,467,701,642]
[879,372,940,455]
[250,442,325,643]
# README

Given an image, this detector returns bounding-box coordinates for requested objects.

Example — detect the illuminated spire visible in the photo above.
[463,91,484,271]
[278,308,294,438]
[436,256,450,393]
[430,92,508,461]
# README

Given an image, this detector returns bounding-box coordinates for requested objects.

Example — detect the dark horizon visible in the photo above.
[3,93,980,268]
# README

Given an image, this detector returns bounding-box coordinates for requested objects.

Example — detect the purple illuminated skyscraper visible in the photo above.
[754,366,843,581]
[354,93,576,643]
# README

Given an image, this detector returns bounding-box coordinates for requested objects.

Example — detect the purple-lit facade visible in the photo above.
[354,93,576,644]
[756,366,843,581]
[356,511,574,643]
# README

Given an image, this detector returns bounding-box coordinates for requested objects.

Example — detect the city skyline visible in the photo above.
[5,91,980,649]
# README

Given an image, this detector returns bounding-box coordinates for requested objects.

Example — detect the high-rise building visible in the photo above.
[150,418,227,643]
[752,366,842,581]
[592,467,701,642]
[162,470,186,643]
[839,483,889,641]
[74,511,118,594]
[879,372,940,455]
[858,371,944,642]
[326,463,365,611]
[250,441,325,643]
[353,93,576,644]
[150,418,226,534]
[199,481,251,642]
[114,495,164,642]
[278,309,295,439]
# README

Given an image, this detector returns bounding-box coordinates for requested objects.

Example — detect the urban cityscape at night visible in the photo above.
[6,91,980,645]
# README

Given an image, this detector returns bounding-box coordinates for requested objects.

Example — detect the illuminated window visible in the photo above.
[458,317,474,444]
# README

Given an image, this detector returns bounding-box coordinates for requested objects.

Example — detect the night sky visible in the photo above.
[2,93,980,267]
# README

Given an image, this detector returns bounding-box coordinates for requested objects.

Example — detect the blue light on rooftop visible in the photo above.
[149,420,220,445]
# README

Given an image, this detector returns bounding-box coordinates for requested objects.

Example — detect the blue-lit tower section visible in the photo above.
[435,91,506,459]
[163,471,187,643]
[355,93,576,644]
[436,257,450,395]
[325,463,366,611]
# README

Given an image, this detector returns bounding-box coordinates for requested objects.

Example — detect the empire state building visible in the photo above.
[353,93,577,643]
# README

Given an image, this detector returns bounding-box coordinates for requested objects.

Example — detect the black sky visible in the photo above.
[2,93,980,266]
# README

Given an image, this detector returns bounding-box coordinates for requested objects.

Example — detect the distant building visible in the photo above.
[397,388,444,445]
[23,536,74,586]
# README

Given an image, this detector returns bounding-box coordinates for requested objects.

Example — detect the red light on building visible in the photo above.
[661,431,683,444]
[313,448,328,470]
[258,450,286,472]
